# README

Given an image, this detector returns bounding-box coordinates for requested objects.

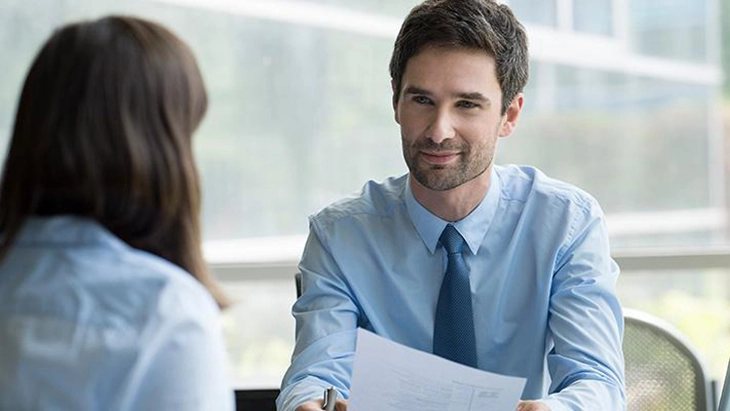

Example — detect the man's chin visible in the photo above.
[412,172,461,192]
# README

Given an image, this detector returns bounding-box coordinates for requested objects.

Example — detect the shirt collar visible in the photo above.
[405,167,501,255]
[14,216,126,251]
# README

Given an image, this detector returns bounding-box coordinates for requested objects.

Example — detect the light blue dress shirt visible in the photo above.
[278,165,625,411]
[0,216,234,411]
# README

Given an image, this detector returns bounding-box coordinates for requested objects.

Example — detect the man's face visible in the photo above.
[394,46,520,191]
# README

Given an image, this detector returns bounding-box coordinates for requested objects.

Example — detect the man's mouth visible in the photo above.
[420,151,459,165]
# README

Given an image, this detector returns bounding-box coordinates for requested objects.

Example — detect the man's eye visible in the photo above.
[413,96,432,105]
[457,100,479,109]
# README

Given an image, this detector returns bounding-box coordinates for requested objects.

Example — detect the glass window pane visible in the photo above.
[508,0,558,27]
[499,63,720,249]
[629,0,709,62]
[296,0,416,18]
[573,0,613,35]
[193,20,404,240]
[221,280,294,388]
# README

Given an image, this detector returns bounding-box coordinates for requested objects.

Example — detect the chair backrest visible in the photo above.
[235,389,279,411]
[622,308,713,411]
[718,358,730,411]
[295,272,302,298]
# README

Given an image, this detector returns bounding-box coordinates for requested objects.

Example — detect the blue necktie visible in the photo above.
[433,224,477,367]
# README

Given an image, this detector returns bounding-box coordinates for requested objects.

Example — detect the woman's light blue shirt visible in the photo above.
[0,216,234,410]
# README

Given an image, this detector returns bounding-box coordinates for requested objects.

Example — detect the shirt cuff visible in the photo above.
[539,397,569,411]
[277,381,326,411]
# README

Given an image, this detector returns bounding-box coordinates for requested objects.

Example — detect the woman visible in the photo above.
[0,16,233,410]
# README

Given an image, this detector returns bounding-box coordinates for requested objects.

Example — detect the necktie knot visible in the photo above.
[439,224,465,255]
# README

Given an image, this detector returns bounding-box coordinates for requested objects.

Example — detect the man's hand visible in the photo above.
[516,400,550,411]
[295,398,349,411]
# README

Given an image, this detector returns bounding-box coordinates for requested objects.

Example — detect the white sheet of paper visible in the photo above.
[349,328,527,411]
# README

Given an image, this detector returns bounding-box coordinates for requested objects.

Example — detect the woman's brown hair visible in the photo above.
[0,16,228,307]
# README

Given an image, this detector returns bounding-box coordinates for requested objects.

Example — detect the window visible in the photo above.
[501,63,721,248]
[573,0,613,35]
[629,0,710,62]
[507,0,558,27]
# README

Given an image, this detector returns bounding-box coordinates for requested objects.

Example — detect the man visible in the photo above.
[277,1,625,410]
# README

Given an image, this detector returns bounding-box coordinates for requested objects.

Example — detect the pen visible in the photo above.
[322,386,338,411]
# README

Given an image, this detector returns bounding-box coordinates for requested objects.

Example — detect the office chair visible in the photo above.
[623,308,714,411]
[295,272,302,298]
[718,358,730,411]
[235,389,279,411]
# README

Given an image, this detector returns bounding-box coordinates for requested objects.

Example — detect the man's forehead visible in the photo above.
[400,48,499,92]
[403,46,497,74]
[409,44,496,64]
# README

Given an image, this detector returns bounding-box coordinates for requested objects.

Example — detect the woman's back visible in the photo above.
[0,216,233,410]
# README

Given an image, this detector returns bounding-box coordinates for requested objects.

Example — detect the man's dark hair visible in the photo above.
[390,0,529,114]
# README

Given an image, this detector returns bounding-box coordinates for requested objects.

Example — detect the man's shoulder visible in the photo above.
[310,174,408,227]
[497,164,599,211]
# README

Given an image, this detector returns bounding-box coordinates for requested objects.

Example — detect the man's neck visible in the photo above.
[410,168,492,222]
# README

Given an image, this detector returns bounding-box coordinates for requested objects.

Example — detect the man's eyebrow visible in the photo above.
[403,86,432,96]
[403,86,490,102]
[455,92,489,101]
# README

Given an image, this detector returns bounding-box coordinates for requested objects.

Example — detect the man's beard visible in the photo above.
[403,139,492,191]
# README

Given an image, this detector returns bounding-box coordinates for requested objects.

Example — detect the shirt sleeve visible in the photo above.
[276,219,360,411]
[540,201,626,411]
[123,281,235,411]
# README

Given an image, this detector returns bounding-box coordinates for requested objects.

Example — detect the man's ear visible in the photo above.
[498,93,524,137]
[392,80,400,124]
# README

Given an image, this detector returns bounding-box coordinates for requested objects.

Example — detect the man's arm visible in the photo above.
[277,222,360,411]
[540,203,626,411]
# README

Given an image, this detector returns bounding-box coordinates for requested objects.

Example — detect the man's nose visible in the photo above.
[426,110,456,144]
